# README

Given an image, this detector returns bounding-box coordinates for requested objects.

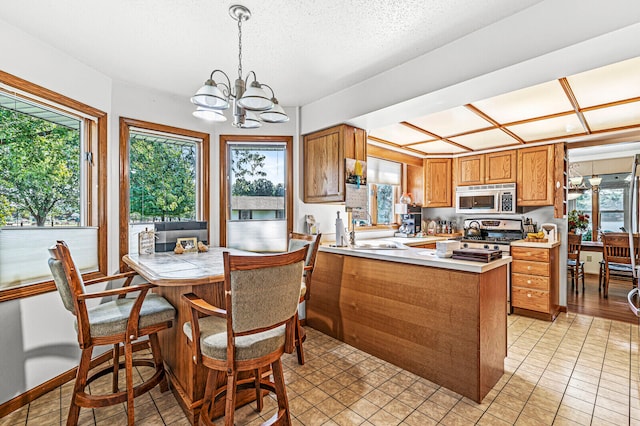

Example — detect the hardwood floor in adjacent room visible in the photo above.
[566,272,637,324]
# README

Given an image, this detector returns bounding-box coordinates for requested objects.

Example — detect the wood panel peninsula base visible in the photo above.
[307,248,508,403]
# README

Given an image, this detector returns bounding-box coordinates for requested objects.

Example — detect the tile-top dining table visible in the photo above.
[123,247,260,425]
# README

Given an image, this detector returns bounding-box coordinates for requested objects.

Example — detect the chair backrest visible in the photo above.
[602,232,639,266]
[567,233,582,262]
[224,247,307,335]
[48,240,86,315]
[288,232,321,300]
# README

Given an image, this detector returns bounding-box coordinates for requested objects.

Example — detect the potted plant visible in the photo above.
[568,209,590,236]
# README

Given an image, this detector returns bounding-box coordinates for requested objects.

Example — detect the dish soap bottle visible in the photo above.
[335,211,346,247]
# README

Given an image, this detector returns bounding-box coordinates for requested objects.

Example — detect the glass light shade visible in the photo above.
[567,191,581,201]
[241,111,261,128]
[260,100,289,123]
[589,177,602,186]
[237,82,273,111]
[191,80,229,110]
[192,107,227,122]
[569,176,583,186]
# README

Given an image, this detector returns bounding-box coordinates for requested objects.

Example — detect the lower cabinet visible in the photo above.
[511,245,560,321]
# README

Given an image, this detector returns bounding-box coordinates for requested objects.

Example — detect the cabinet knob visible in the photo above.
[527,266,532,271]
[527,280,532,284]
[527,293,532,298]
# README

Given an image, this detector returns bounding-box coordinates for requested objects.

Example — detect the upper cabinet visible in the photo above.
[457,155,484,186]
[303,124,366,203]
[406,163,424,206]
[457,150,516,186]
[517,145,555,206]
[425,158,452,207]
[485,150,517,184]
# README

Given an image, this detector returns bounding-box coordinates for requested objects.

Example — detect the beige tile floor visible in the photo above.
[2,312,640,425]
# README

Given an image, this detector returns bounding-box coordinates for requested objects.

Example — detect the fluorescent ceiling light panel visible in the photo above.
[368,123,435,145]
[448,128,519,150]
[507,114,585,141]
[406,106,492,137]
[583,101,640,131]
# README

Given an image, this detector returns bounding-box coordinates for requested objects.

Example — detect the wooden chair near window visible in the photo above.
[567,233,585,294]
[48,241,175,426]
[288,231,322,365]
[181,248,307,426]
[600,232,639,298]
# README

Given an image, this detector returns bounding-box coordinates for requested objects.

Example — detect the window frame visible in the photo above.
[0,70,108,303]
[219,135,293,247]
[119,117,210,271]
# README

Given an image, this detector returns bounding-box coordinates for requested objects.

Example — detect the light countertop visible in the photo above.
[319,240,511,273]
[510,240,562,249]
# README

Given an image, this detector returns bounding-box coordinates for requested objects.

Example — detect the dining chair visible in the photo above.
[182,247,308,426]
[600,232,639,298]
[567,233,585,294]
[48,240,175,426]
[288,231,322,365]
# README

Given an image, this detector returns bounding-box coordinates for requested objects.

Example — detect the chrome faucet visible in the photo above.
[349,218,356,246]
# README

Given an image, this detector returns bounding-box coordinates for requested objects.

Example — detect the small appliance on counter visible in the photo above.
[540,223,557,243]
[435,240,460,258]
[394,205,422,237]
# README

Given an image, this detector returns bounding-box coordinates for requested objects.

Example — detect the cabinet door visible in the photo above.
[485,150,516,184]
[406,163,424,206]
[303,128,344,203]
[344,126,367,161]
[517,145,554,206]
[457,155,484,186]
[425,158,452,207]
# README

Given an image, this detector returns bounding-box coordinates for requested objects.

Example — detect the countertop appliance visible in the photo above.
[455,183,516,214]
[461,218,524,314]
[540,223,558,243]
[395,205,422,238]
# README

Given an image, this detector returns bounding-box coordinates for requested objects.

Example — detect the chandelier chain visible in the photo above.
[237,18,243,80]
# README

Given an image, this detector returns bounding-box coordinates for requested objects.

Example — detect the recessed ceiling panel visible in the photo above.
[368,123,435,145]
[471,80,573,123]
[507,114,585,141]
[567,57,640,108]
[410,140,467,154]
[406,106,493,137]
[448,128,520,150]
[583,101,640,131]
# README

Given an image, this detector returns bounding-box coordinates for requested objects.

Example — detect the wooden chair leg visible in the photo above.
[599,263,604,292]
[124,341,135,426]
[272,358,291,426]
[199,369,218,425]
[581,266,585,292]
[604,269,610,298]
[295,313,305,365]
[67,347,93,426]
[112,343,120,393]
[224,370,238,426]
[254,368,263,412]
[148,333,169,393]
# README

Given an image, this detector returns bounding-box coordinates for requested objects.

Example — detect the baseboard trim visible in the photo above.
[0,340,150,418]
[559,305,568,313]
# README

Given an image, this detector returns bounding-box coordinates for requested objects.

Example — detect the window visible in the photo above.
[119,118,210,269]
[0,71,107,301]
[367,157,401,225]
[220,135,293,252]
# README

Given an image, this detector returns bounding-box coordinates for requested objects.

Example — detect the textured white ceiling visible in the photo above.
[0,0,543,107]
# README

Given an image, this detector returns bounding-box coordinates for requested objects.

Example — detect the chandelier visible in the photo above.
[568,163,601,200]
[190,4,289,128]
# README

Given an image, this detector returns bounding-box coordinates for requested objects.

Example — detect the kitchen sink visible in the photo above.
[350,241,407,250]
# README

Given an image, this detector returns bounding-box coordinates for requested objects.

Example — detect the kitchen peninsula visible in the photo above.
[306,242,510,403]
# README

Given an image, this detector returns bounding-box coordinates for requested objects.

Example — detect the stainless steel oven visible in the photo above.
[461,218,524,314]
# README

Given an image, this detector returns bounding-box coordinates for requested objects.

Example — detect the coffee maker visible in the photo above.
[394,205,422,237]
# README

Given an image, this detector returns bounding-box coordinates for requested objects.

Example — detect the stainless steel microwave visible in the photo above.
[455,183,516,214]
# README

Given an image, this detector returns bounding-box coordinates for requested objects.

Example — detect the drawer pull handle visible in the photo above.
[527,280,532,284]
[527,293,532,297]
[527,266,532,270]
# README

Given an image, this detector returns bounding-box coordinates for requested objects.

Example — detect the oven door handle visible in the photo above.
[628,288,639,317]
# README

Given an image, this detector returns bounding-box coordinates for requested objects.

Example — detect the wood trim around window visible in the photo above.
[219,135,294,247]
[118,117,210,271]
[0,71,108,303]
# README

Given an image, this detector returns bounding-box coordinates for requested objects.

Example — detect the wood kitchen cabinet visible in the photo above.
[511,244,560,321]
[517,144,555,206]
[303,124,366,203]
[457,155,484,186]
[406,163,424,206]
[424,158,452,207]
[457,150,516,186]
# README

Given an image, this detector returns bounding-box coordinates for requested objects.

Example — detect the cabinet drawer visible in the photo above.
[512,260,549,276]
[511,246,549,262]
[512,273,549,291]
[512,287,549,313]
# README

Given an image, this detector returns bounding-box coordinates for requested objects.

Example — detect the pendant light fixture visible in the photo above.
[190,4,289,128]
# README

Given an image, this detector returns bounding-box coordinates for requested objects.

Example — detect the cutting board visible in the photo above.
[451,248,502,263]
